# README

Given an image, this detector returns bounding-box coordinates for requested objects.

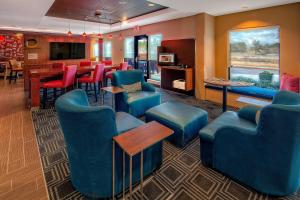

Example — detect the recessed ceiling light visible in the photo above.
[148,3,155,7]
[119,1,127,4]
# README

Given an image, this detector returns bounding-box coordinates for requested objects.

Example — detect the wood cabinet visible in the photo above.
[160,66,193,92]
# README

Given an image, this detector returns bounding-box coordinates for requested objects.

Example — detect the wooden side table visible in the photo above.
[101,86,124,110]
[112,121,173,200]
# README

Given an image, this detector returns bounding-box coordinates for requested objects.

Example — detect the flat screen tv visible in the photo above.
[50,42,85,60]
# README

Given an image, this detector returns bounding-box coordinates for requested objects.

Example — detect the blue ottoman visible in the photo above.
[145,102,208,147]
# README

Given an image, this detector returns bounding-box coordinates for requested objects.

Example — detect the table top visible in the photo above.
[204,78,254,87]
[101,86,124,94]
[113,121,173,156]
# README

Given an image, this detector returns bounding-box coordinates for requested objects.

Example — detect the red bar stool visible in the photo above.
[78,64,105,102]
[105,62,128,86]
[41,65,77,108]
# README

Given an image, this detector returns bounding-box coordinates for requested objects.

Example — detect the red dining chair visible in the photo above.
[102,60,112,66]
[52,62,65,70]
[80,61,92,67]
[78,64,104,102]
[42,65,77,108]
[105,62,128,86]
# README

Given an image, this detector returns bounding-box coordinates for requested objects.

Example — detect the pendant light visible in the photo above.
[118,21,123,40]
[108,19,113,39]
[67,21,72,36]
[97,23,102,39]
[82,22,87,37]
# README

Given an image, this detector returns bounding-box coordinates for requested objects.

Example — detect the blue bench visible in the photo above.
[205,85,277,100]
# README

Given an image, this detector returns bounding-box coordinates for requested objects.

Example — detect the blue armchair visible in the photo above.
[112,70,161,117]
[199,91,300,196]
[55,89,162,199]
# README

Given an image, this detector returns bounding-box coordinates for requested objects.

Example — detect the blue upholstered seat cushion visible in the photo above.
[205,85,277,99]
[199,111,257,142]
[146,102,208,146]
[229,86,277,99]
[116,112,144,134]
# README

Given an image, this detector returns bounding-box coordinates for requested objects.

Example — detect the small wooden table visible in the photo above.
[112,121,173,200]
[101,86,124,110]
[204,78,254,112]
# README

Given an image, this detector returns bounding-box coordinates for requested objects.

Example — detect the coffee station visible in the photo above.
[157,39,195,95]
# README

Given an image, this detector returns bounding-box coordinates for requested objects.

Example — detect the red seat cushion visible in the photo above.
[42,80,64,88]
[78,76,94,83]
[105,71,113,79]
[280,73,299,93]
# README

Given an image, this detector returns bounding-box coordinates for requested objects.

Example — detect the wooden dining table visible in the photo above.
[29,65,119,108]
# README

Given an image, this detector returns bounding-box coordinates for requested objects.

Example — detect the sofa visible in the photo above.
[55,89,162,198]
[199,90,300,196]
[112,70,161,117]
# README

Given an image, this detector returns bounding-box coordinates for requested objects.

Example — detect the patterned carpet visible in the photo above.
[31,89,300,200]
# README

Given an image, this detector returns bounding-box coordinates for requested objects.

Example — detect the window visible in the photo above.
[103,40,112,60]
[148,34,162,61]
[124,37,134,59]
[229,27,280,89]
[93,42,99,59]
[148,34,163,81]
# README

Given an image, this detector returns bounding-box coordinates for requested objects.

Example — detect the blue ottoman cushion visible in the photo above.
[145,102,208,147]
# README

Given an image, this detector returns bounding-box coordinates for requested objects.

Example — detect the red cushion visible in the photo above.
[78,76,94,83]
[280,73,299,93]
[102,60,112,66]
[105,71,113,79]
[42,80,64,88]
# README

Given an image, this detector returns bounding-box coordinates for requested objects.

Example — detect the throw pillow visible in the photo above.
[122,82,142,93]
[280,73,299,93]
[255,110,261,124]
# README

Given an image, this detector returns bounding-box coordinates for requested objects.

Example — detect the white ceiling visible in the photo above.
[0,0,298,35]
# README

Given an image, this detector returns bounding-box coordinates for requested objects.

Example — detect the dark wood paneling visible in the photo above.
[161,39,195,68]
[46,0,167,24]
[160,39,195,96]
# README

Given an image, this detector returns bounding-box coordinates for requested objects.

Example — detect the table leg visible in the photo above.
[222,86,228,112]
[112,94,115,110]
[140,151,144,200]
[102,90,105,105]
[129,156,132,200]
[31,76,41,108]
[112,140,115,200]
[123,151,125,199]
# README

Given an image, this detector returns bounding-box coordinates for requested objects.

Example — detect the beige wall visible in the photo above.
[105,16,197,64]
[215,2,300,78]
[104,2,300,101]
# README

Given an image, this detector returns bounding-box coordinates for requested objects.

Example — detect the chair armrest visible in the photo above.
[142,82,156,92]
[237,106,260,123]
[272,90,300,105]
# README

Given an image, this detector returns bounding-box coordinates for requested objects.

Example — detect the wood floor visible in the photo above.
[0,79,48,200]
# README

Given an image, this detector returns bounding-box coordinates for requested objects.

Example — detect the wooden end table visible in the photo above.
[101,86,124,110]
[204,78,254,112]
[112,121,173,200]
